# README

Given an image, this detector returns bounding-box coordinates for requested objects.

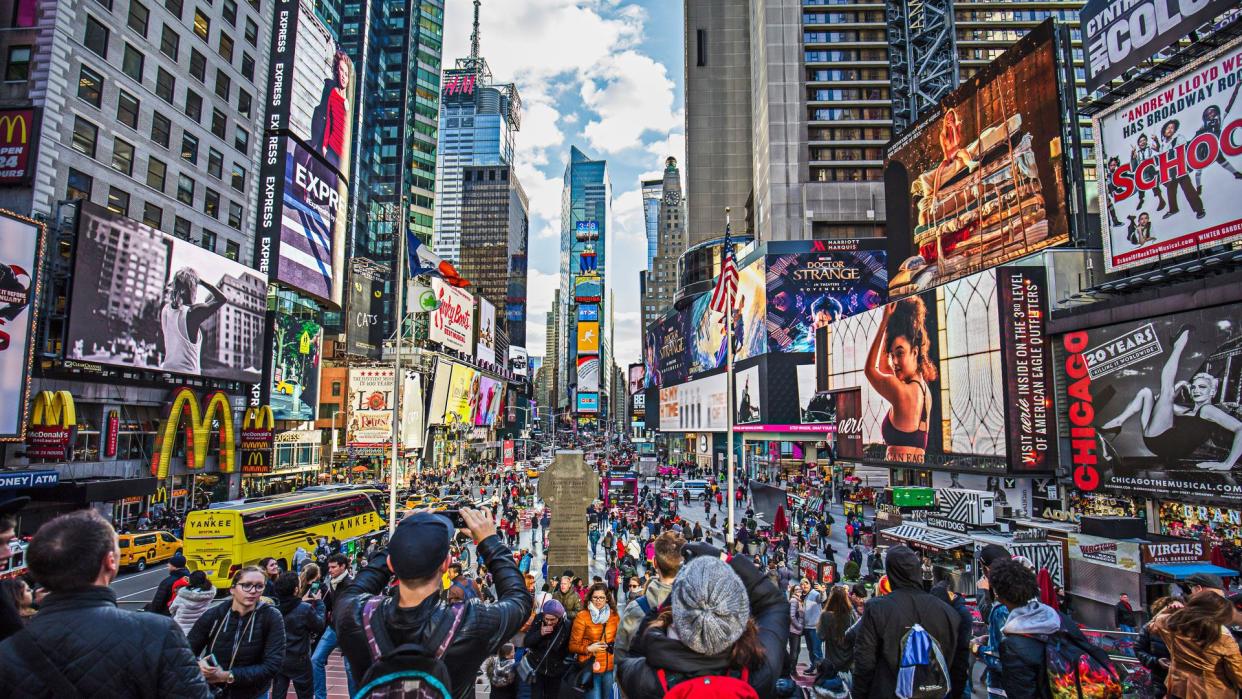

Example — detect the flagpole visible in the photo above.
[725,208,736,550]
[389,198,406,537]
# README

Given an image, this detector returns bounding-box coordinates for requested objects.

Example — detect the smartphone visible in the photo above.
[202,654,219,668]
[308,581,322,596]
[606,643,615,653]
[442,509,467,529]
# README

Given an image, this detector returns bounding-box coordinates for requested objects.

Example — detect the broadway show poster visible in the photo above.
[0,210,41,438]
[1095,36,1242,272]
[346,258,387,359]
[644,311,689,387]
[735,365,762,424]
[997,267,1056,471]
[67,202,266,383]
[1059,305,1242,505]
[347,367,393,444]
[765,240,887,353]
[733,257,768,361]
[278,138,349,305]
[269,311,322,421]
[885,20,1072,299]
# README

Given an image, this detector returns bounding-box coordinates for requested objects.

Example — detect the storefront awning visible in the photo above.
[880,524,974,551]
[1147,562,1238,580]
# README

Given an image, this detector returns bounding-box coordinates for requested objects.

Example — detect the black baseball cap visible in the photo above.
[387,512,453,580]
[1187,572,1226,590]
[979,544,1011,568]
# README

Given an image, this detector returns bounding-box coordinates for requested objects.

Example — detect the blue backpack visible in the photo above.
[896,623,951,699]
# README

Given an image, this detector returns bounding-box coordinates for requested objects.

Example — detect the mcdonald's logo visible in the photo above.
[242,406,274,430]
[27,391,76,460]
[0,112,28,144]
[0,109,33,183]
[151,387,236,479]
[240,405,274,474]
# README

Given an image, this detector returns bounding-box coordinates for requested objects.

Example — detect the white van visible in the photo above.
[670,479,710,499]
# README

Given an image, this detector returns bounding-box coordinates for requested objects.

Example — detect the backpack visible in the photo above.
[1042,629,1122,699]
[657,667,758,699]
[354,596,465,699]
[489,657,517,688]
[895,623,951,699]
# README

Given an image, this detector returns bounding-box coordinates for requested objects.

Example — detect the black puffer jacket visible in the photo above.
[188,600,286,699]
[146,566,189,615]
[616,553,788,699]
[931,581,973,699]
[277,595,324,672]
[851,546,960,699]
[336,534,532,699]
[0,587,210,698]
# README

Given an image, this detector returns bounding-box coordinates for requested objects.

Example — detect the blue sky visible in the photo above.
[442,0,686,370]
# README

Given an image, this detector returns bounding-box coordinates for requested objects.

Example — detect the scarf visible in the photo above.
[590,604,610,625]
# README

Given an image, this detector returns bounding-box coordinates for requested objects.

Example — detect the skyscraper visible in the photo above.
[641,178,662,269]
[458,164,529,347]
[640,157,685,334]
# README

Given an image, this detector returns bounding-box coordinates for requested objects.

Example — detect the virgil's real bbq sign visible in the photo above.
[998,268,1056,471]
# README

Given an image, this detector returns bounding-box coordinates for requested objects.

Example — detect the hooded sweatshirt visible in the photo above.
[615,577,672,658]
[169,585,216,636]
[998,600,1116,699]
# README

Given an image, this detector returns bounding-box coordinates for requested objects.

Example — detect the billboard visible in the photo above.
[688,292,727,375]
[348,367,393,444]
[476,298,497,365]
[575,220,599,241]
[733,257,767,361]
[473,376,504,426]
[0,210,41,439]
[628,364,645,396]
[1095,37,1242,272]
[444,363,479,425]
[427,360,452,426]
[1059,304,1242,505]
[269,312,322,421]
[577,356,601,392]
[429,278,475,354]
[736,365,762,425]
[997,267,1056,471]
[766,240,888,353]
[574,274,602,303]
[509,346,529,377]
[884,21,1072,300]
[578,304,599,322]
[270,138,349,304]
[576,392,599,413]
[660,372,728,432]
[1080,0,1235,92]
[644,312,688,387]
[577,321,600,354]
[346,258,387,358]
[0,109,37,182]
[263,0,354,178]
[66,202,266,383]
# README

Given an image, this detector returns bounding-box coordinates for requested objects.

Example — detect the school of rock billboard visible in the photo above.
[884,21,1074,300]
[1058,304,1242,505]
[348,367,394,444]
[0,210,41,439]
[1095,36,1242,272]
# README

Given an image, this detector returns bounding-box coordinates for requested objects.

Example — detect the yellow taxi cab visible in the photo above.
[526,468,540,479]
[405,494,438,509]
[118,530,182,571]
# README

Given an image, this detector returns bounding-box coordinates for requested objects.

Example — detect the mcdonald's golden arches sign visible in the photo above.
[151,387,235,478]
[241,405,274,474]
[26,390,75,460]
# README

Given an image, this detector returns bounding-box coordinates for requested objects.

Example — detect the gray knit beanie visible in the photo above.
[670,556,750,656]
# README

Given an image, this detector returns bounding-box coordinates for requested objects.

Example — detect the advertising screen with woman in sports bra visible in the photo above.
[866,297,938,463]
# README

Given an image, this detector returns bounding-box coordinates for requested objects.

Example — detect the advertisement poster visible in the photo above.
[688,293,727,375]
[0,210,40,438]
[426,360,452,426]
[997,267,1056,471]
[444,363,479,425]
[766,240,888,353]
[734,257,768,360]
[628,364,645,396]
[277,138,349,304]
[574,274,602,303]
[1068,533,1141,572]
[67,202,266,383]
[577,321,600,354]
[346,258,387,358]
[1080,0,1235,92]
[0,109,36,182]
[263,0,354,178]
[269,312,322,421]
[576,392,599,413]
[1058,305,1242,504]
[1095,37,1242,272]
[885,21,1071,299]
[577,356,600,393]
[473,376,503,426]
[429,277,475,354]
[797,364,836,424]
[644,312,688,387]
[476,298,497,365]
[348,367,394,444]
[736,365,762,424]
[509,346,529,377]
[578,304,599,322]
[660,372,727,432]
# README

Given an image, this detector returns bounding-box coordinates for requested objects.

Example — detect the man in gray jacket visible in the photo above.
[615,531,684,658]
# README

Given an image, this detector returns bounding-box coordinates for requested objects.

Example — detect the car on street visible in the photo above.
[666,479,710,500]
[657,465,681,477]
[118,530,182,571]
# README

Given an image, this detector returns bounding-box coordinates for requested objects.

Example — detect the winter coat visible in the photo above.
[789,595,805,635]
[616,553,789,699]
[553,585,584,619]
[851,547,960,699]
[187,600,286,699]
[998,602,1115,699]
[321,572,352,630]
[803,589,824,629]
[1152,615,1242,699]
[276,595,324,672]
[932,583,973,699]
[1135,620,1172,696]
[1116,600,1138,628]
[0,587,211,699]
[816,609,857,673]
[336,534,532,699]
[523,616,572,677]
[146,567,189,616]
[169,586,216,636]
[615,577,672,658]
[568,608,619,673]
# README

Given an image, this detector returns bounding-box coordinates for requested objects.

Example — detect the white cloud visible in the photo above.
[646,129,686,169]
[581,51,679,155]
[611,310,643,368]
[561,113,580,125]
[524,269,561,352]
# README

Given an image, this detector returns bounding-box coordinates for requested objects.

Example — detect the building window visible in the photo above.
[227,201,242,229]
[203,187,219,217]
[210,108,226,138]
[85,16,110,58]
[122,43,144,81]
[94,0,113,10]
[207,147,222,178]
[159,23,179,59]
[107,186,130,216]
[233,126,248,153]
[5,46,31,82]
[214,70,230,99]
[66,168,93,200]
[236,89,251,117]
[193,9,210,40]
[230,162,245,191]
[111,138,135,175]
[176,173,195,204]
[217,33,233,62]
[164,0,181,18]
[116,89,140,129]
[142,201,162,228]
[200,229,215,252]
[155,66,175,102]
[173,215,190,239]
[78,64,104,106]
[240,52,254,81]
[224,238,239,259]
[127,0,149,35]
[244,17,257,45]
[151,112,171,147]
[71,116,98,157]
[181,132,198,163]
[184,89,202,121]
[189,48,205,81]
[146,156,166,190]
[221,0,236,24]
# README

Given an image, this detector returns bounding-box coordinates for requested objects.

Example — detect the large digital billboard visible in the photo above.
[1059,304,1242,505]
[577,356,600,393]
[274,138,349,305]
[1095,36,1242,272]
[348,367,393,444]
[688,292,727,375]
[765,240,888,353]
[473,376,504,427]
[645,312,688,387]
[346,258,387,358]
[509,346,529,377]
[0,210,42,439]
[735,365,762,425]
[628,364,645,396]
[429,278,475,355]
[884,21,1072,300]
[444,363,479,425]
[66,203,266,383]
[1080,0,1234,92]
[476,298,497,365]
[577,321,600,354]
[660,372,728,433]
[269,311,322,421]
[733,257,767,361]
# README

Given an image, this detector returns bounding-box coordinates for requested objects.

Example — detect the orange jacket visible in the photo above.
[568,608,619,673]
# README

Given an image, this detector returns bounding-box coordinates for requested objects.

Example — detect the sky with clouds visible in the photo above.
[441,0,685,372]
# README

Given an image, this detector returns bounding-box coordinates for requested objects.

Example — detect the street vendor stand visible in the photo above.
[799,552,838,584]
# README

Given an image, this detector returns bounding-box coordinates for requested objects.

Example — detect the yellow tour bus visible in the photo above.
[184,489,388,589]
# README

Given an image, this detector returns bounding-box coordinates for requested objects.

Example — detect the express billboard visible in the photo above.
[477,298,497,365]
[271,138,348,305]
[1059,304,1242,505]
[429,278,475,354]
[66,202,266,383]
[0,210,41,439]
[1095,36,1242,272]
[269,311,322,421]
[884,21,1073,300]
[346,258,387,358]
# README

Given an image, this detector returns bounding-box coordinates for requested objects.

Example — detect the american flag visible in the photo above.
[709,221,738,316]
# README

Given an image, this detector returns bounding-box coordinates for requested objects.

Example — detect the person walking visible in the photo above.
[524,599,572,699]
[817,585,858,687]
[1151,591,1242,699]
[568,583,619,699]
[188,566,287,699]
[802,579,825,670]
[310,553,354,699]
[145,552,190,616]
[170,570,217,636]
[271,572,324,699]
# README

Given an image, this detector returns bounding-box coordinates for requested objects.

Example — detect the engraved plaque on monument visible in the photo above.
[537,450,598,582]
